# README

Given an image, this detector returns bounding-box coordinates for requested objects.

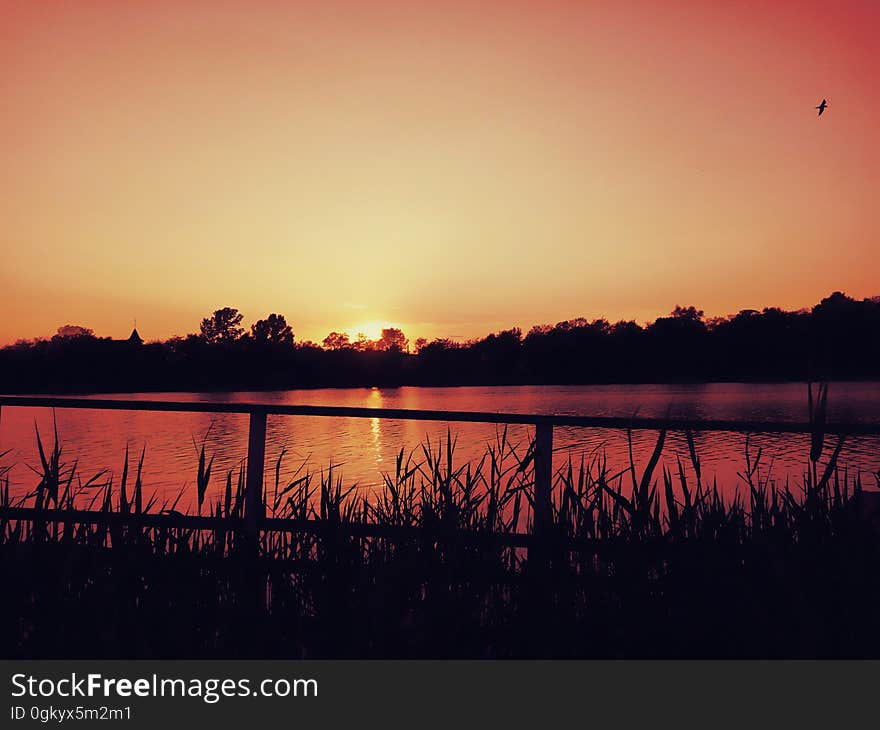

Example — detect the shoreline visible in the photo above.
[4,375,880,398]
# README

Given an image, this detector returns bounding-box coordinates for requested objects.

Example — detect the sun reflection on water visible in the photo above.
[369,387,382,466]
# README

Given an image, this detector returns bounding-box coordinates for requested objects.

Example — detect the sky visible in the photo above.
[1,0,878,345]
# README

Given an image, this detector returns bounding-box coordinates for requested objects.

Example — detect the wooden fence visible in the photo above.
[2,395,879,556]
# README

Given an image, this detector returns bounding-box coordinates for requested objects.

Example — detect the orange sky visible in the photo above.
[1,0,878,346]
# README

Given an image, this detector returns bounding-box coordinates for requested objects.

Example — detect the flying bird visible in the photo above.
[816,99,828,116]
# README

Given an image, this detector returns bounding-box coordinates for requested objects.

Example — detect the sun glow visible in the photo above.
[352,321,393,341]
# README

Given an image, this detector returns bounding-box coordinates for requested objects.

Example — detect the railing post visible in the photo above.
[244,409,267,542]
[529,421,554,656]
[242,409,268,652]
[533,422,553,540]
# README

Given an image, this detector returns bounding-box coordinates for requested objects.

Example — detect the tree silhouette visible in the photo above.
[353,333,375,352]
[2,292,879,393]
[54,324,95,339]
[378,327,408,353]
[671,305,705,321]
[322,331,351,350]
[251,313,294,346]
[200,308,244,344]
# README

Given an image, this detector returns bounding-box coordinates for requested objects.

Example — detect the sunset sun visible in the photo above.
[353,320,393,340]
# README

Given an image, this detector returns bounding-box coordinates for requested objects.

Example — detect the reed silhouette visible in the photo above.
[2,385,879,658]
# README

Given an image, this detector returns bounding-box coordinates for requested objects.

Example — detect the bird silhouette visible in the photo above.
[816,99,828,116]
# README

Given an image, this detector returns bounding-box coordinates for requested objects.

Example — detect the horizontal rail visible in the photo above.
[2,395,879,434]
[0,506,537,548]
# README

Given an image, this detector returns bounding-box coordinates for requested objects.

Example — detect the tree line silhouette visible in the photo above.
[1,291,878,393]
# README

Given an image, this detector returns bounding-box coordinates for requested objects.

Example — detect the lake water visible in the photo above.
[1,382,879,511]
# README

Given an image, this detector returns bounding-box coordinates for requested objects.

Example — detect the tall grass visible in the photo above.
[1,388,879,658]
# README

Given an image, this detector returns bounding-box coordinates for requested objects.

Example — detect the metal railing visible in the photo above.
[2,395,879,552]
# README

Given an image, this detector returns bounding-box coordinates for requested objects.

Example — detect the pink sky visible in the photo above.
[1,0,878,344]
